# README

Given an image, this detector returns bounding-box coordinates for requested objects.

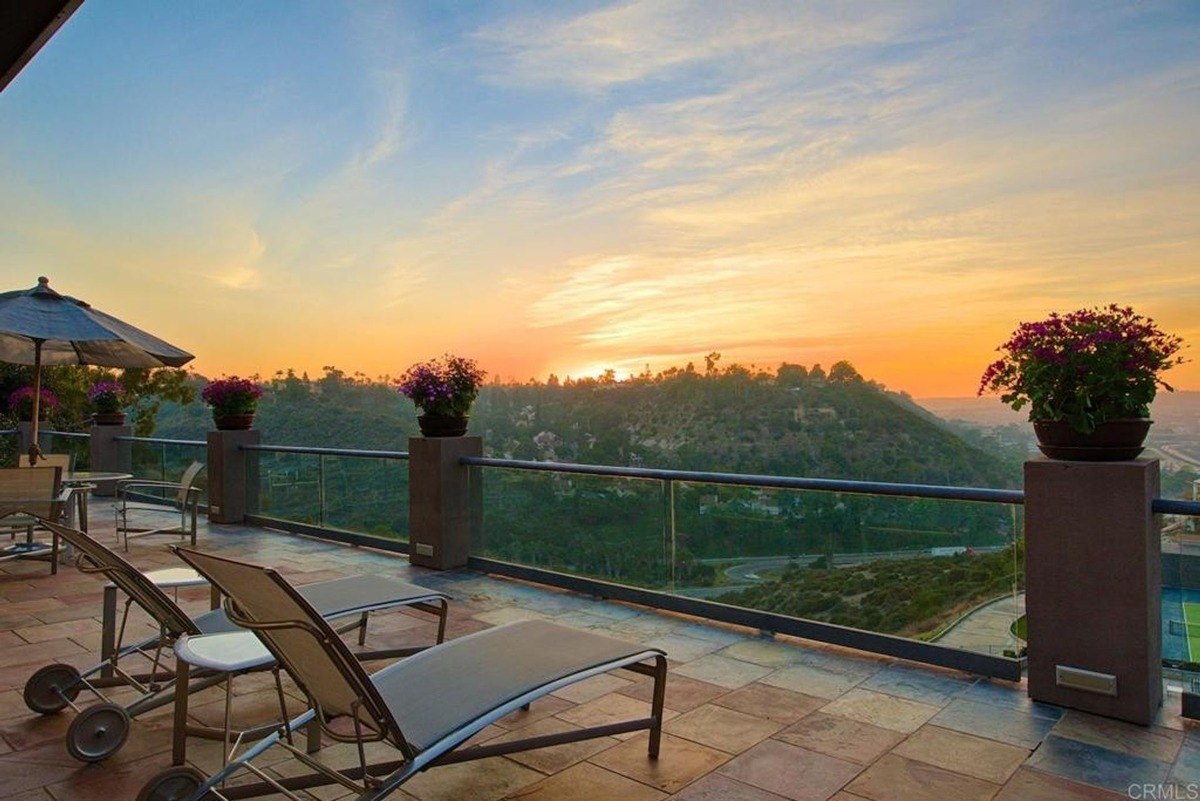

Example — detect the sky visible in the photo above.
[1,1,1197,397]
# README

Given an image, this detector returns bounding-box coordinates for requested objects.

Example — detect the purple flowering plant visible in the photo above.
[87,380,125,414]
[7,386,58,420]
[397,355,486,416]
[979,305,1185,433]
[200,376,263,416]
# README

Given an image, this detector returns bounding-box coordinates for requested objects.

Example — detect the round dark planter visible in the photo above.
[213,413,255,431]
[417,414,469,437]
[1033,418,1152,461]
[93,412,126,426]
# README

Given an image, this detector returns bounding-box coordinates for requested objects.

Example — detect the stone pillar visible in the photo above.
[408,436,481,570]
[1025,458,1161,725]
[16,419,37,455]
[89,423,132,496]
[207,429,260,524]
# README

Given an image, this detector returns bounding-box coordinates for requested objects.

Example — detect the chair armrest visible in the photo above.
[117,480,186,491]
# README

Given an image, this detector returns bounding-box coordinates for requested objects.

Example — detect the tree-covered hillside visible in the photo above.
[155,360,1022,488]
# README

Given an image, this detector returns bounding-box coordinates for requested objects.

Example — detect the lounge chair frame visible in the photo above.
[22,519,450,764]
[151,546,667,801]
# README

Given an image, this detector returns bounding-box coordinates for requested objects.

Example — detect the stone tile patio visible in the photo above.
[0,507,1195,800]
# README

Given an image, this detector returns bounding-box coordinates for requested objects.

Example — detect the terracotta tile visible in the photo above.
[643,634,725,664]
[819,689,939,734]
[930,698,1058,749]
[891,725,1029,784]
[714,683,824,725]
[718,740,861,801]
[590,732,730,794]
[506,761,666,801]
[669,773,791,801]
[844,754,999,801]
[760,664,865,700]
[994,767,1128,801]
[665,704,783,754]
[380,755,542,801]
[1026,734,1169,794]
[489,716,620,775]
[775,712,905,765]
[1052,709,1183,763]
[557,693,677,738]
[718,639,806,668]
[619,673,727,713]
[494,695,575,731]
[551,673,633,704]
[674,655,772,690]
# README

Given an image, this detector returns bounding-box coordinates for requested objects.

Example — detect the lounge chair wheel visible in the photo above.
[23,663,82,714]
[66,702,130,762]
[137,766,210,801]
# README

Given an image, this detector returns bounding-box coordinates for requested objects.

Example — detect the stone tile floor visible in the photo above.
[0,508,1196,800]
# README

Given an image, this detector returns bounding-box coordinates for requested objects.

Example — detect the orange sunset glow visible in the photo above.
[2,3,1197,397]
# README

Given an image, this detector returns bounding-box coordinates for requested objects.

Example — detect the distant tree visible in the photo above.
[704,352,722,375]
[809,364,826,382]
[776,363,809,385]
[829,361,862,383]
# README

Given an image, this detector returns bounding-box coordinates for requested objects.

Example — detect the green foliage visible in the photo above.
[720,546,1024,638]
[0,363,194,436]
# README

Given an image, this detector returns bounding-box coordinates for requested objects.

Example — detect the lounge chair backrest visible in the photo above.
[39,519,200,636]
[18,453,73,472]
[173,547,402,748]
[0,466,62,520]
[176,462,204,504]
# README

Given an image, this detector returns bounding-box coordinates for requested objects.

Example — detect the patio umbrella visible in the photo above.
[0,276,194,464]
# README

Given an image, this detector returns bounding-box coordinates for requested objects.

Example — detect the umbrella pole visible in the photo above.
[28,339,43,466]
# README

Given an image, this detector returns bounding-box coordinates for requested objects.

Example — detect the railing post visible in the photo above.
[89,423,131,497]
[408,436,481,570]
[1025,457,1161,724]
[662,479,676,591]
[207,429,260,524]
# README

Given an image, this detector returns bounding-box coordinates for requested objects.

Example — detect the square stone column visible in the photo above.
[1025,458,1161,724]
[89,423,132,496]
[207,429,260,524]
[408,436,481,570]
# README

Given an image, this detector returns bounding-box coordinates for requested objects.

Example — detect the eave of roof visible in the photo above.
[0,0,83,93]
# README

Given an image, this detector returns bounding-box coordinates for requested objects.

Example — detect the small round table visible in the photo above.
[62,471,133,533]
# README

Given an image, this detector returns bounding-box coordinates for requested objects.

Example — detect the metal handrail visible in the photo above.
[240,444,408,460]
[459,456,1026,505]
[1155,499,1200,516]
[113,436,206,447]
[47,431,89,439]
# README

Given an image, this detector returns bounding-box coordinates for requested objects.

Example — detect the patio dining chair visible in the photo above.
[140,547,668,801]
[0,466,70,573]
[22,518,450,764]
[115,461,204,550]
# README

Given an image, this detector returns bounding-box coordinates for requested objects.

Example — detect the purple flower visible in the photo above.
[396,355,486,415]
[978,305,1186,433]
[202,376,263,416]
[7,386,57,418]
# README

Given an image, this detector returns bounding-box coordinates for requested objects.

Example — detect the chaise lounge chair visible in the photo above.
[22,519,450,763]
[138,546,668,801]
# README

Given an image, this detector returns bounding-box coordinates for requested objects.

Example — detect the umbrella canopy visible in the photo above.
[0,277,194,463]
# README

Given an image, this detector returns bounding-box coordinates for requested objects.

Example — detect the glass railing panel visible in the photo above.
[473,467,670,589]
[128,439,208,505]
[318,455,410,542]
[45,431,90,470]
[248,451,322,526]
[672,482,1025,657]
[1162,507,1200,705]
